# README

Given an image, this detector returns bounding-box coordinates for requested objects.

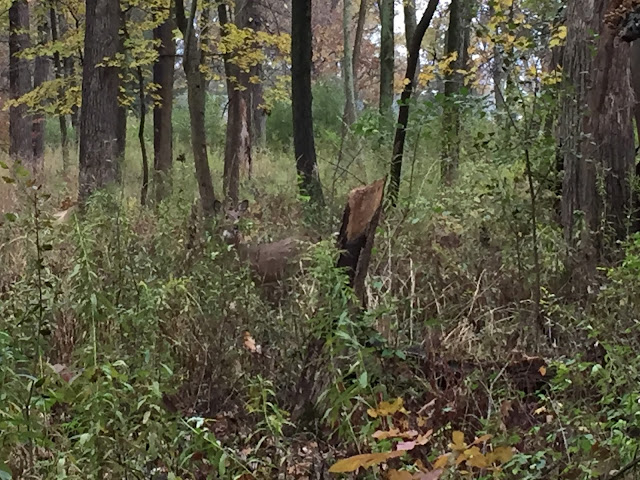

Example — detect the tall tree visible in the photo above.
[9,0,34,169]
[388,0,440,205]
[558,0,636,290]
[175,0,217,214]
[220,0,252,204]
[78,0,121,203]
[378,0,394,121]
[292,0,324,206]
[441,0,465,184]
[342,0,357,126]
[153,12,175,204]
[49,3,70,167]
[246,0,267,147]
[33,21,49,164]
[403,0,418,84]
[352,0,368,105]
[116,11,127,162]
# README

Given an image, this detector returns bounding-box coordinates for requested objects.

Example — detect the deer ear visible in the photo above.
[238,199,249,212]
[213,200,223,214]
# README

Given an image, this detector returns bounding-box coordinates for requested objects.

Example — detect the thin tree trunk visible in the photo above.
[379,0,394,122]
[78,0,121,203]
[50,4,70,168]
[9,0,34,169]
[352,0,367,105]
[489,2,505,110]
[116,11,127,162]
[292,0,324,206]
[403,0,419,85]
[153,14,175,204]
[175,0,217,214]
[220,0,252,203]
[441,0,464,185]
[558,0,636,291]
[33,22,49,165]
[342,0,356,126]
[245,0,267,147]
[137,66,149,206]
[388,0,440,206]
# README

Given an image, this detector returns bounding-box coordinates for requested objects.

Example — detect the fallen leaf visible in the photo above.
[388,469,413,480]
[329,451,403,473]
[432,454,450,469]
[414,468,443,480]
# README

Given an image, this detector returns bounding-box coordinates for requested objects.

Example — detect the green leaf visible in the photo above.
[0,462,12,480]
[2,176,15,184]
[4,212,17,222]
[359,371,368,388]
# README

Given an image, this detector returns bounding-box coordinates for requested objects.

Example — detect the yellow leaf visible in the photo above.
[403,77,411,86]
[491,446,514,463]
[432,454,450,469]
[472,434,492,445]
[373,428,401,440]
[388,469,413,480]
[464,447,487,468]
[329,451,403,473]
[451,431,466,450]
[539,366,547,376]
[371,398,409,417]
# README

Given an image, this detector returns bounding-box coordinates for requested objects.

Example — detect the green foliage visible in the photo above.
[266,78,346,149]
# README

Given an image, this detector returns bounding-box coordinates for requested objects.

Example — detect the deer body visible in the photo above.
[233,236,301,283]
[216,199,303,283]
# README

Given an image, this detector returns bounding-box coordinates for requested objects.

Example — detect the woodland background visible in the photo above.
[2,0,640,478]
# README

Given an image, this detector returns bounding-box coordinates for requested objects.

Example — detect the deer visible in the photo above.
[213,199,305,284]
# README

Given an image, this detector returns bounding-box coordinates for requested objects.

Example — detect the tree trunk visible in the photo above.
[153,15,175,204]
[388,0,440,205]
[403,0,419,85]
[292,0,324,206]
[50,4,70,168]
[352,0,367,105]
[116,12,127,162]
[379,0,394,121]
[441,0,464,185]
[558,0,636,290]
[78,0,121,203]
[175,0,217,214]
[342,0,356,126]
[9,0,34,169]
[245,0,267,147]
[220,0,252,204]
[33,22,49,165]
[489,2,505,110]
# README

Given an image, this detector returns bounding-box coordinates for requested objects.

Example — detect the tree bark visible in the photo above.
[245,0,267,147]
[558,0,636,290]
[116,11,127,162]
[33,22,49,165]
[50,4,70,168]
[441,0,464,185]
[489,2,505,110]
[403,0,419,85]
[9,0,34,169]
[342,0,357,126]
[153,14,175,204]
[388,0,440,206]
[292,0,324,206]
[175,0,217,214]
[220,0,252,204]
[379,0,394,121]
[78,0,121,203]
[352,0,367,105]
